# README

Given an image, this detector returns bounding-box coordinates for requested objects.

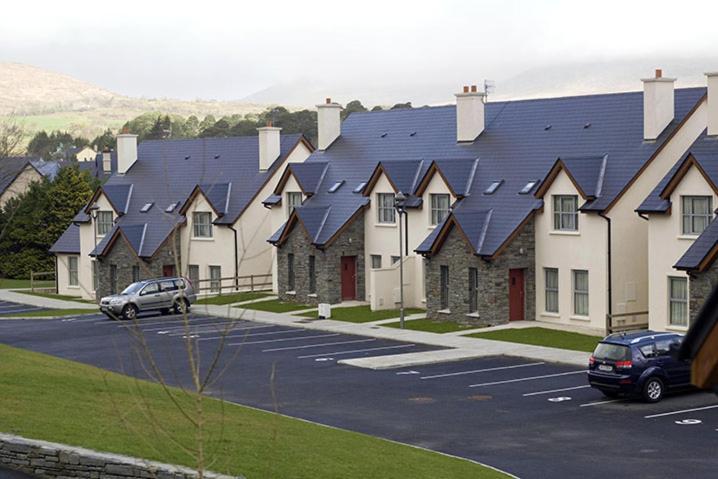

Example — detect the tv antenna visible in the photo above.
[484,80,495,100]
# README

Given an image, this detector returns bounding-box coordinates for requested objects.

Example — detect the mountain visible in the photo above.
[0,63,266,138]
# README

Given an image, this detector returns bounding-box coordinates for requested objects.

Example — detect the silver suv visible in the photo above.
[100,277,197,320]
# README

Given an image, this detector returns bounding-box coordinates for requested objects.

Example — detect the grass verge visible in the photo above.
[0,278,52,289]
[383,318,475,333]
[195,291,272,305]
[0,308,96,318]
[236,299,314,313]
[0,344,507,478]
[299,305,425,323]
[466,327,602,352]
[10,290,96,304]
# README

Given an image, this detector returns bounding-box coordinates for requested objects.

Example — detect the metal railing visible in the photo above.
[606,311,649,333]
[192,273,272,295]
[30,270,56,293]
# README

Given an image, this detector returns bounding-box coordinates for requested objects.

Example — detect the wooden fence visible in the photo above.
[192,273,272,295]
[30,270,56,293]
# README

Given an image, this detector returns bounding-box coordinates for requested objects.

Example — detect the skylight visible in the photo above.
[140,202,154,213]
[353,182,367,193]
[519,180,539,194]
[165,202,178,213]
[329,180,345,193]
[484,180,503,195]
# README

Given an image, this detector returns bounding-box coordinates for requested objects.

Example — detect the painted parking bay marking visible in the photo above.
[420,362,545,380]
[644,404,718,419]
[297,343,416,359]
[262,338,375,352]
[675,419,702,425]
[227,333,340,347]
[468,370,587,388]
[523,385,591,397]
[579,398,626,407]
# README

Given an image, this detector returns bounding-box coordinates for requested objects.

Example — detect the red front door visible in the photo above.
[509,268,525,321]
[340,256,357,300]
[162,264,176,277]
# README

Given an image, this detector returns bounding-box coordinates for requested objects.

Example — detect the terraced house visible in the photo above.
[51,130,313,300]
[269,71,715,333]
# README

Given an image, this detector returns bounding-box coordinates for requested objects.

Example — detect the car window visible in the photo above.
[141,282,159,295]
[121,282,145,295]
[160,280,177,291]
[593,343,631,361]
[655,339,673,356]
[174,279,186,289]
[639,344,656,358]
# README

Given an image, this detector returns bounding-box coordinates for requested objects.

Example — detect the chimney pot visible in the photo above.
[642,71,676,140]
[706,72,718,136]
[470,85,478,93]
[326,97,331,104]
[316,99,342,150]
[655,68,663,79]
[116,133,138,175]
[257,125,281,171]
[463,86,470,93]
[455,86,486,142]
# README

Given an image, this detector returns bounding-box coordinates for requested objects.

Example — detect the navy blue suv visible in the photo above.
[587,330,692,402]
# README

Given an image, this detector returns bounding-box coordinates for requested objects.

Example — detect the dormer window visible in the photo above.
[553,195,578,231]
[192,212,213,238]
[96,211,113,236]
[377,193,396,224]
[484,181,503,195]
[681,196,712,235]
[429,194,450,226]
[286,192,303,216]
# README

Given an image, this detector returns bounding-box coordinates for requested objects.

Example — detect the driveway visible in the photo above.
[1,312,716,479]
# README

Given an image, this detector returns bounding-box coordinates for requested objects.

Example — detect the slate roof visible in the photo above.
[48,223,81,254]
[284,161,329,196]
[51,134,307,258]
[274,87,705,256]
[0,156,45,195]
[674,218,718,271]
[74,151,118,180]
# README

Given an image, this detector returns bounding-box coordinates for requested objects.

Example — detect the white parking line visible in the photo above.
[523,385,592,397]
[297,343,416,359]
[118,317,236,330]
[227,333,340,347]
[420,362,545,380]
[173,328,298,339]
[198,325,285,341]
[579,398,625,407]
[263,338,376,353]
[644,404,718,419]
[468,370,587,388]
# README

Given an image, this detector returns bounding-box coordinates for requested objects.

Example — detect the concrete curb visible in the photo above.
[0,289,96,310]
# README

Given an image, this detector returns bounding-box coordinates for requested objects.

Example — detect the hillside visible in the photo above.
[0,63,267,138]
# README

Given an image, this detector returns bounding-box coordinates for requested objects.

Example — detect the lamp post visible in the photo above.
[395,192,407,329]
[89,205,100,294]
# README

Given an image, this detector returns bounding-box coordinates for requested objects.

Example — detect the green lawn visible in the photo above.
[300,305,425,323]
[236,299,314,313]
[11,290,96,304]
[466,327,602,353]
[384,318,475,333]
[0,344,506,478]
[195,291,272,305]
[0,308,96,318]
[0,278,52,289]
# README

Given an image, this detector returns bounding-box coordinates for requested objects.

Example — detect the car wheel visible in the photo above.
[173,298,189,315]
[122,304,138,321]
[642,377,665,403]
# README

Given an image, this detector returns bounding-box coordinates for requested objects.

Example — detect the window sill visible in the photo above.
[285,290,296,296]
[374,223,397,228]
[540,312,561,318]
[191,237,215,241]
[666,325,688,332]
[465,312,480,318]
[308,293,317,298]
[67,285,80,289]
[438,308,452,315]
[570,315,590,322]
[677,235,699,241]
[549,230,580,236]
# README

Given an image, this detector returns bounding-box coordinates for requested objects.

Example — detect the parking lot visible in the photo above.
[1,312,717,478]
[0,299,47,316]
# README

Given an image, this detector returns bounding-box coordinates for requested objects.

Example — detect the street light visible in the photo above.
[395,191,407,329]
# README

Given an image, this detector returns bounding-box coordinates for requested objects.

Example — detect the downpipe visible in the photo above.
[599,212,612,332]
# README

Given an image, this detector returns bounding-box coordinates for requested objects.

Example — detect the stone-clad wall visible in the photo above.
[277,213,365,305]
[689,266,718,323]
[424,218,535,326]
[96,233,181,301]
[0,433,240,479]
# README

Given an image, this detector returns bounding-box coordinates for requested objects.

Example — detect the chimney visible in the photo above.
[455,84,486,142]
[316,98,342,150]
[257,123,282,171]
[706,72,718,136]
[642,69,676,140]
[101,147,112,174]
[116,133,138,175]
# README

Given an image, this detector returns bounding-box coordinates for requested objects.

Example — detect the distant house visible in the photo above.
[65,145,97,163]
[51,131,313,300]
[268,71,710,333]
[0,156,59,208]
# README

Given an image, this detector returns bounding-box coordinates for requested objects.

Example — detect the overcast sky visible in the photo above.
[2,0,718,101]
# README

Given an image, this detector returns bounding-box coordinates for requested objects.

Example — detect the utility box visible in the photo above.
[318,303,331,319]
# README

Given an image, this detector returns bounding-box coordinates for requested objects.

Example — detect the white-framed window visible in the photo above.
[188,264,200,288]
[287,254,295,291]
[376,193,396,224]
[371,255,382,269]
[545,268,559,313]
[132,265,140,283]
[391,256,401,265]
[468,267,479,313]
[68,256,79,286]
[286,191,303,216]
[308,255,316,294]
[430,193,450,226]
[681,196,712,235]
[668,276,688,327]
[440,265,449,310]
[193,212,213,238]
[572,269,589,316]
[553,195,578,231]
[96,211,113,236]
[209,265,221,293]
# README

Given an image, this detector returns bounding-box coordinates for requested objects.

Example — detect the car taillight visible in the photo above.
[615,360,632,369]
[589,355,595,366]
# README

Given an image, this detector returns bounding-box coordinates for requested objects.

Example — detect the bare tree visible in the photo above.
[0,118,26,159]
